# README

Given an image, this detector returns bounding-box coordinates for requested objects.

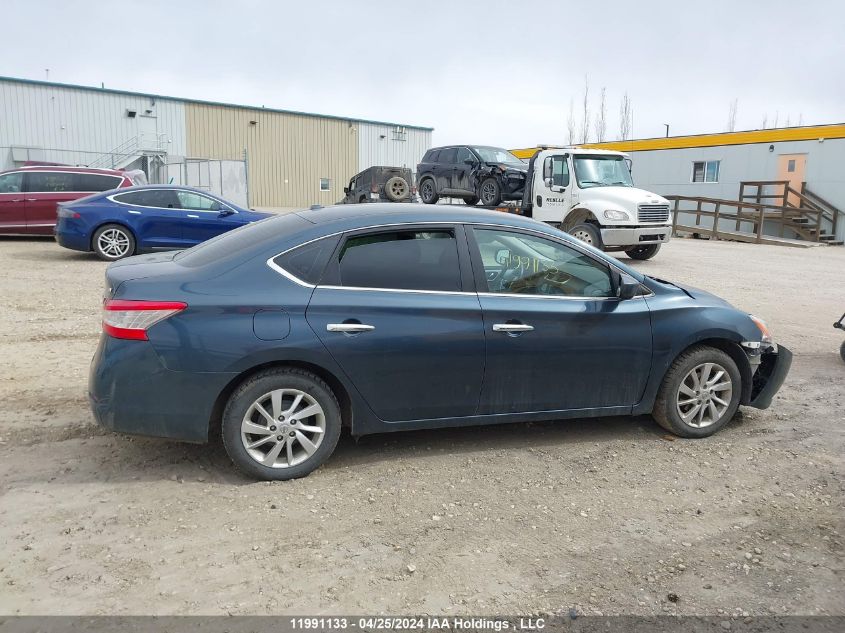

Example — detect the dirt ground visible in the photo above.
[0,235,843,617]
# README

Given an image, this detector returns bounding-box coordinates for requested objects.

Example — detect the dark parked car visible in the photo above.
[55,185,271,260]
[341,166,415,204]
[416,145,528,206]
[0,166,137,236]
[91,204,791,481]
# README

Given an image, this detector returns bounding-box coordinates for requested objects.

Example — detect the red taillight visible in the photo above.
[102,300,187,340]
[57,206,81,219]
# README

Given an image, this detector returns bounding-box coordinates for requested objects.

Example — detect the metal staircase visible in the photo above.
[88,133,168,171]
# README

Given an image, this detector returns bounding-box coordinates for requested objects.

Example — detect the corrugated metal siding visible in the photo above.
[0,79,186,168]
[186,103,357,208]
[357,123,432,173]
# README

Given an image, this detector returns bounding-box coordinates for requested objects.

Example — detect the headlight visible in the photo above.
[603,209,630,221]
[749,315,773,345]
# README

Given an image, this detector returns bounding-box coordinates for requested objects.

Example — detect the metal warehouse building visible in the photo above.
[0,76,432,209]
[514,124,845,244]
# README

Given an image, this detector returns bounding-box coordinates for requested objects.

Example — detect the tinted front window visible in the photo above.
[438,148,457,164]
[338,230,460,292]
[473,147,524,166]
[0,172,23,193]
[26,171,75,192]
[73,173,123,192]
[474,228,613,298]
[456,147,474,163]
[176,191,221,211]
[273,236,339,284]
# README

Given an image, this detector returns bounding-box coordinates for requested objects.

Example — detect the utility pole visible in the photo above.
[663,123,670,138]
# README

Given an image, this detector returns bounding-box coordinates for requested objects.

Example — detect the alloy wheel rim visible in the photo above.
[240,389,326,468]
[572,229,593,244]
[481,182,496,203]
[676,362,732,428]
[422,182,433,200]
[97,229,130,258]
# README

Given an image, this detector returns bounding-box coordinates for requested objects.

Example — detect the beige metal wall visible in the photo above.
[186,103,357,208]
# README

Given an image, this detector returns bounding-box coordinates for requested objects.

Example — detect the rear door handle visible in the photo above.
[25,198,38,202]
[492,323,534,333]
[327,323,375,333]
[187,214,200,218]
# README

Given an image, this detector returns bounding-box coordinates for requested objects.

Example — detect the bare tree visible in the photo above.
[773,111,779,128]
[761,114,768,129]
[618,92,632,141]
[785,115,791,128]
[566,97,576,145]
[726,98,738,132]
[798,112,804,126]
[594,87,607,142]
[580,76,590,144]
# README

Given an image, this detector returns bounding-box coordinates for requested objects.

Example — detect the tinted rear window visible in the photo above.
[438,148,457,164]
[26,171,75,192]
[423,149,440,163]
[74,173,123,191]
[175,213,310,268]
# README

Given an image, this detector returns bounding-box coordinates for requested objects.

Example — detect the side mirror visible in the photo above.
[343,187,350,194]
[544,177,554,188]
[217,207,234,217]
[616,272,640,300]
[494,248,512,266]
[463,159,476,166]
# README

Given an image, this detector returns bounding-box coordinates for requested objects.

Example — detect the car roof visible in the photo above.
[4,165,128,176]
[107,184,224,195]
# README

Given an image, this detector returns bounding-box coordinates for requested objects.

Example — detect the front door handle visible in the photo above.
[187,214,200,218]
[327,323,375,333]
[492,323,534,333]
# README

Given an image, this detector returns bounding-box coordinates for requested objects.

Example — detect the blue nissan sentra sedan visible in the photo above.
[90,204,791,480]
[55,185,271,260]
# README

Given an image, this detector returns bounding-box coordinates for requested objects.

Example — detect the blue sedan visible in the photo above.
[90,204,791,480]
[55,185,271,260]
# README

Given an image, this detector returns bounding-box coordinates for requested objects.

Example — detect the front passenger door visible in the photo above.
[468,226,652,414]
[305,225,484,422]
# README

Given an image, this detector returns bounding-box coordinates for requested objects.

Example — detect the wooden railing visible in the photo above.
[667,195,827,243]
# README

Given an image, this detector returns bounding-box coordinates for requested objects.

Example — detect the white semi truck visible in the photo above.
[518,147,672,260]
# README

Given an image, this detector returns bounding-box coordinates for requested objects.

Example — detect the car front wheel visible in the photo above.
[222,368,342,481]
[92,224,136,261]
[419,178,439,204]
[479,177,502,206]
[652,345,741,438]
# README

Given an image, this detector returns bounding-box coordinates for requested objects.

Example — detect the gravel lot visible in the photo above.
[0,235,843,617]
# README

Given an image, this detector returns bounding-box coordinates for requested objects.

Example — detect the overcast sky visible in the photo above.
[2,0,843,148]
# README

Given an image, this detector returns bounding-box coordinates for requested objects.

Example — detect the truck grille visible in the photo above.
[638,204,670,223]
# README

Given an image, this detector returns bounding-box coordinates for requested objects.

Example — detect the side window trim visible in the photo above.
[109,189,234,213]
[465,224,624,300]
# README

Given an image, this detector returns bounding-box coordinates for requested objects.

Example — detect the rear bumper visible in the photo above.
[55,222,91,252]
[748,344,792,409]
[89,335,237,443]
[601,225,672,247]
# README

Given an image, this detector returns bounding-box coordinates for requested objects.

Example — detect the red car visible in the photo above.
[0,166,138,235]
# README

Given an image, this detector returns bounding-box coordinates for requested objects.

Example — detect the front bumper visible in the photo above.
[748,344,792,409]
[601,225,672,247]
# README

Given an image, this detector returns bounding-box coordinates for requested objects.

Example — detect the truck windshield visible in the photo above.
[473,147,525,166]
[573,155,633,188]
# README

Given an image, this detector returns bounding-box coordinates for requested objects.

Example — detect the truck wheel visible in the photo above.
[463,196,480,205]
[625,244,661,260]
[221,367,342,481]
[652,345,741,438]
[419,178,439,204]
[569,223,603,249]
[479,178,502,206]
[840,341,845,363]
[384,176,409,202]
[358,195,367,204]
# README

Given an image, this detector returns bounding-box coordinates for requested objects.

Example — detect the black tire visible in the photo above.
[358,195,367,204]
[92,223,136,261]
[419,178,439,204]
[840,341,845,363]
[384,176,410,202]
[463,196,480,205]
[479,177,502,206]
[652,345,742,438]
[568,222,604,250]
[222,368,342,481]
[626,244,661,260]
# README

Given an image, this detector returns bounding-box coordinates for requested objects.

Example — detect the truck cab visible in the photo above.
[524,148,672,260]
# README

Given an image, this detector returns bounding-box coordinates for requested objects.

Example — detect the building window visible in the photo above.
[787,159,796,173]
[392,126,407,141]
[692,160,720,183]
[319,178,331,192]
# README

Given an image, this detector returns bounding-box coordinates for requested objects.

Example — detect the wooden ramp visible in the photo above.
[673,225,824,248]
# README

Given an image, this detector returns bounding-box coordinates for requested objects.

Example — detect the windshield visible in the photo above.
[473,147,525,166]
[573,155,633,188]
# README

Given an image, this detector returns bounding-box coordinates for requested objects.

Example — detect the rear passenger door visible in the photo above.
[23,171,76,234]
[111,189,188,248]
[435,147,457,194]
[305,225,485,422]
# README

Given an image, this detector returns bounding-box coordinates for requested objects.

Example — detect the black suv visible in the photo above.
[341,166,414,204]
[416,145,528,206]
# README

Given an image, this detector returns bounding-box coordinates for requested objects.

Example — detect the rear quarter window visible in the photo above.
[423,149,440,163]
[272,235,340,284]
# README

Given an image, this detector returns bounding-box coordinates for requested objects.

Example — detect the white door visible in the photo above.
[137,115,159,150]
[533,153,574,223]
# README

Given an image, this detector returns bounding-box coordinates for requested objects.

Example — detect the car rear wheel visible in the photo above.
[222,368,342,481]
[384,176,410,202]
[92,224,135,261]
[652,345,741,438]
[463,196,480,205]
[626,244,661,260]
[479,177,502,206]
[419,178,438,204]
[569,223,603,249]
